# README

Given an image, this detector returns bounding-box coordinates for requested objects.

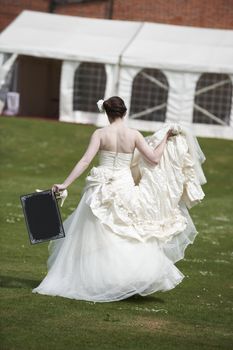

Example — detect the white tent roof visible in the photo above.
[0,10,233,73]
[0,11,141,64]
[122,22,233,73]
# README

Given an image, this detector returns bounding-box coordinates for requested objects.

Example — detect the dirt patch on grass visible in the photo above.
[130,315,170,332]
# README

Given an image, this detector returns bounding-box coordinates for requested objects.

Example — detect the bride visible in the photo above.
[32,96,206,302]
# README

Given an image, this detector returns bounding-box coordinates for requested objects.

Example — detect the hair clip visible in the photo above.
[97,99,105,113]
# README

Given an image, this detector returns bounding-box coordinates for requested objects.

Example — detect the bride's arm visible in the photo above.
[135,130,171,165]
[52,129,101,192]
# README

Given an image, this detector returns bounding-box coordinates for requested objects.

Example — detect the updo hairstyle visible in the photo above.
[103,96,127,119]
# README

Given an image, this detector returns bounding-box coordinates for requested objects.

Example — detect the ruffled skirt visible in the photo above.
[32,177,197,302]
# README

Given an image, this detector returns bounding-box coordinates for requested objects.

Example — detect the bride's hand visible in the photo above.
[52,183,67,193]
[166,129,174,139]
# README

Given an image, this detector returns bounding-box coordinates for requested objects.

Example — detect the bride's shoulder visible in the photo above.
[93,127,107,134]
[128,127,142,137]
[124,126,138,133]
[96,125,111,131]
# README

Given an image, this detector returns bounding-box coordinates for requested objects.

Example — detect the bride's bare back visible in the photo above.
[99,122,137,154]
[52,96,171,192]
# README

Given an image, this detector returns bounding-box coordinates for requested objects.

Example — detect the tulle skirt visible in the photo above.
[32,188,191,302]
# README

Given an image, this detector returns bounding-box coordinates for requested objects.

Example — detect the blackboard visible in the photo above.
[20,189,65,244]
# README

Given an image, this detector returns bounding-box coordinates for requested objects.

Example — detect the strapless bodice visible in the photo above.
[98,150,133,168]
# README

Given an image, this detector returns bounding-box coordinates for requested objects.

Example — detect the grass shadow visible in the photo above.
[0,275,40,289]
[121,294,165,304]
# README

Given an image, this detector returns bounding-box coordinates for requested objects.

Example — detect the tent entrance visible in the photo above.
[17,55,61,119]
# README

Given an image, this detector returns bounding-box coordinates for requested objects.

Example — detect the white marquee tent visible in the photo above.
[0,10,233,139]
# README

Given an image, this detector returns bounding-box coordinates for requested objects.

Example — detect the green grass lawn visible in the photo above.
[0,116,232,350]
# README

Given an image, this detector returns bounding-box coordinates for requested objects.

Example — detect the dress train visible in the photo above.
[32,123,206,302]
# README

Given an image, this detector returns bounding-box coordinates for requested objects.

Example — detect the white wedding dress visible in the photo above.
[32,123,206,302]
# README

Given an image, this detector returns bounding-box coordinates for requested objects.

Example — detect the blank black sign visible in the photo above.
[20,189,65,244]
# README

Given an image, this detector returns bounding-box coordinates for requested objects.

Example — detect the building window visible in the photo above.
[129,69,169,122]
[193,73,232,125]
[73,62,106,112]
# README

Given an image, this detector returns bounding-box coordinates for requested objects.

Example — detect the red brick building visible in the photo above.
[0,0,233,33]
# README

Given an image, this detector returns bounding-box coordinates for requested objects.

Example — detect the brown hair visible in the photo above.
[103,96,127,119]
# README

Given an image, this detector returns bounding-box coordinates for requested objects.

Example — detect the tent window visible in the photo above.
[73,62,106,112]
[193,73,232,126]
[129,69,169,121]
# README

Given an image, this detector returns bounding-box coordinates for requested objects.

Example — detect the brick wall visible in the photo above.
[55,2,107,19]
[112,0,233,29]
[0,0,232,33]
[0,0,49,31]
